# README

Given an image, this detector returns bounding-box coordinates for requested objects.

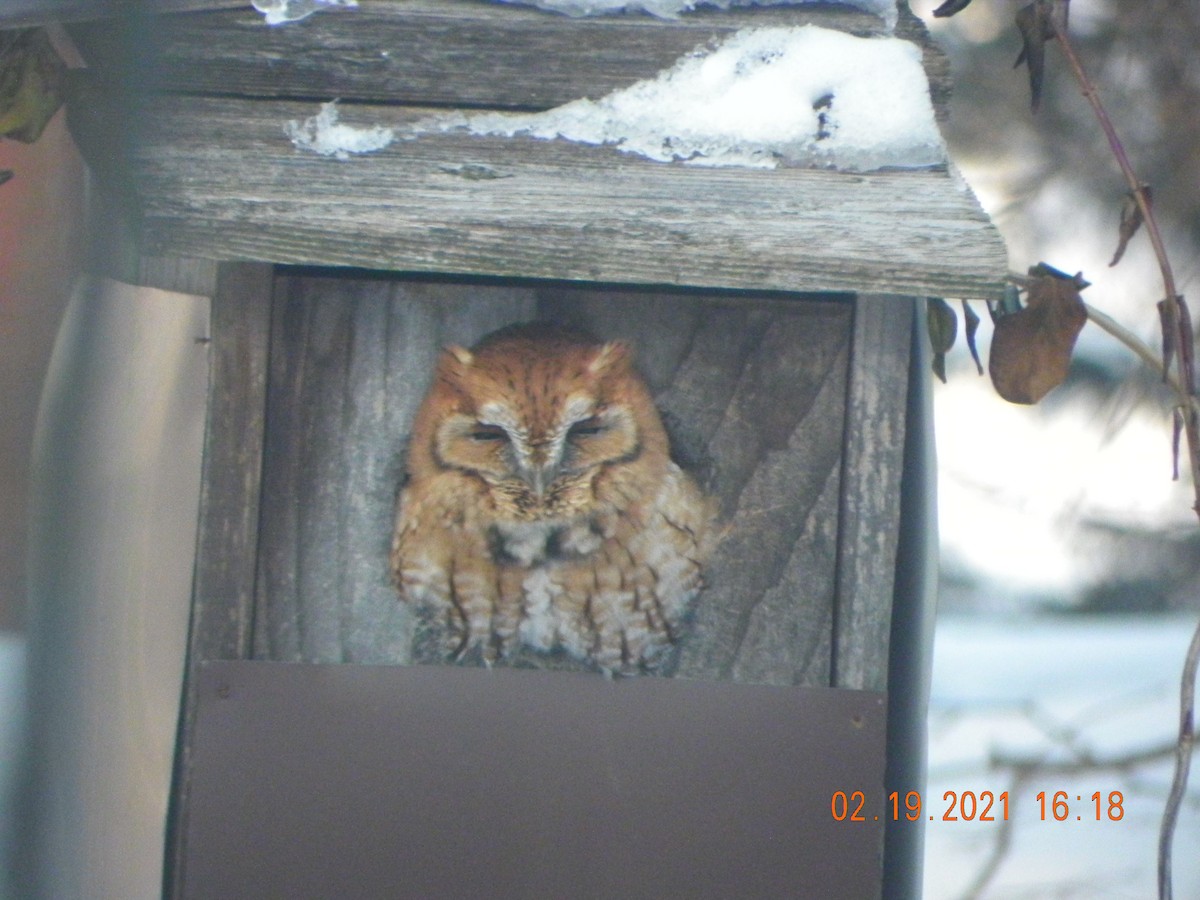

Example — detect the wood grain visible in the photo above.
[185,263,274,664]
[164,261,273,899]
[136,256,220,297]
[254,278,864,687]
[253,276,538,663]
[539,289,851,685]
[70,1,925,111]
[1,0,243,28]
[833,294,913,691]
[129,95,1006,299]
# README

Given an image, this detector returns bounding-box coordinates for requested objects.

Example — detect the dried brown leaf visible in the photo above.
[1172,407,1184,480]
[1014,0,1069,113]
[1014,3,1050,112]
[989,284,1024,323]
[1109,185,1150,267]
[932,0,975,17]
[1179,295,1196,396]
[1056,0,1071,32]
[927,297,958,383]
[932,351,947,384]
[1159,297,1178,384]
[989,266,1088,404]
[1157,294,1193,393]
[0,28,66,143]
[962,300,984,375]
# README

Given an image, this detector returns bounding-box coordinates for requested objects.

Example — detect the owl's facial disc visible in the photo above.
[434,387,641,515]
[495,398,638,501]
[433,413,519,483]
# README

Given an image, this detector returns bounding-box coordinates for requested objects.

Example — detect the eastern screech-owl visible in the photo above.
[390,323,717,673]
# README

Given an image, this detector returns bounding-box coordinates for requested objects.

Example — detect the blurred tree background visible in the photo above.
[912,0,1200,616]
[915,3,1200,892]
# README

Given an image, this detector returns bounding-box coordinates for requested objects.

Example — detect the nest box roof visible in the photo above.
[22,1,1008,297]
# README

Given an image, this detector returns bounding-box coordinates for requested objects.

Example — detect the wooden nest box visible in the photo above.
[57,1,1007,897]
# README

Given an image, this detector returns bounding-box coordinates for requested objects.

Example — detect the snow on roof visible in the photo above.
[285,101,394,159]
[494,0,898,31]
[420,26,944,172]
[251,0,899,32]
[252,0,357,26]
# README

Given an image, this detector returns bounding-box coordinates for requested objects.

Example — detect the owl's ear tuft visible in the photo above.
[446,345,474,367]
[587,340,632,377]
[437,345,474,382]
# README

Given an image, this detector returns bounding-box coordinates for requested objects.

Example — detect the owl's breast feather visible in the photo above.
[488,515,606,567]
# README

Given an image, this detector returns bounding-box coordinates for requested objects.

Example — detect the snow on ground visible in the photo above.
[925,615,1200,898]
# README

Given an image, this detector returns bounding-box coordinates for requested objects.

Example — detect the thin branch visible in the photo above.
[1044,16,1200,900]
[961,739,1184,900]
[1049,23,1178,300]
[989,740,1178,776]
[1047,14,1200,524]
[1042,15,1173,297]
[1084,303,1200,419]
[959,772,1027,900]
[1160,617,1200,900]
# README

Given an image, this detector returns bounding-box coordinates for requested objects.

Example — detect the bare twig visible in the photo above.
[1043,17,1200,900]
[1047,14,1200,522]
[1160,617,1200,900]
[1084,304,1200,420]
[959,772,1026,900]
[989,740,1178,775]
[959,737,1183,899]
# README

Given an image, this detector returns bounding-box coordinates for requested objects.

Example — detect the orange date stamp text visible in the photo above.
[831,789,1126,823]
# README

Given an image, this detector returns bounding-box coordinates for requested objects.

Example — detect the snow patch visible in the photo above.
[252,0,357,26]
[421,26,944,171]
[925,615,1200,897]
[494,0,897,31]
[285,100,395,160]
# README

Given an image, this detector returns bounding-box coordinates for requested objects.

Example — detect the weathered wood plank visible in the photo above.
[538,288,850,685]
[666,302,847,685]
[130,95,1007,299]
[832,293,913,692]
[0,0,243,29]
[1,0,132,28]
[71,1,928,112]
[164,261,273,899]
[136,256,220,297]
[253,276,538,663]
[184,263,274,662]
[254,278,861,687]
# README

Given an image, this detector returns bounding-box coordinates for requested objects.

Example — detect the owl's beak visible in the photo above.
[520,456,560,499]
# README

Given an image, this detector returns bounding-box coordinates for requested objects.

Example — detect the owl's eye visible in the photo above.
[568,416,606,439]
[469,424,508,442]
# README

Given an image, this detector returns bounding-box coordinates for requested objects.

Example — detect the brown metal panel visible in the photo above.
[182,661,886,899]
